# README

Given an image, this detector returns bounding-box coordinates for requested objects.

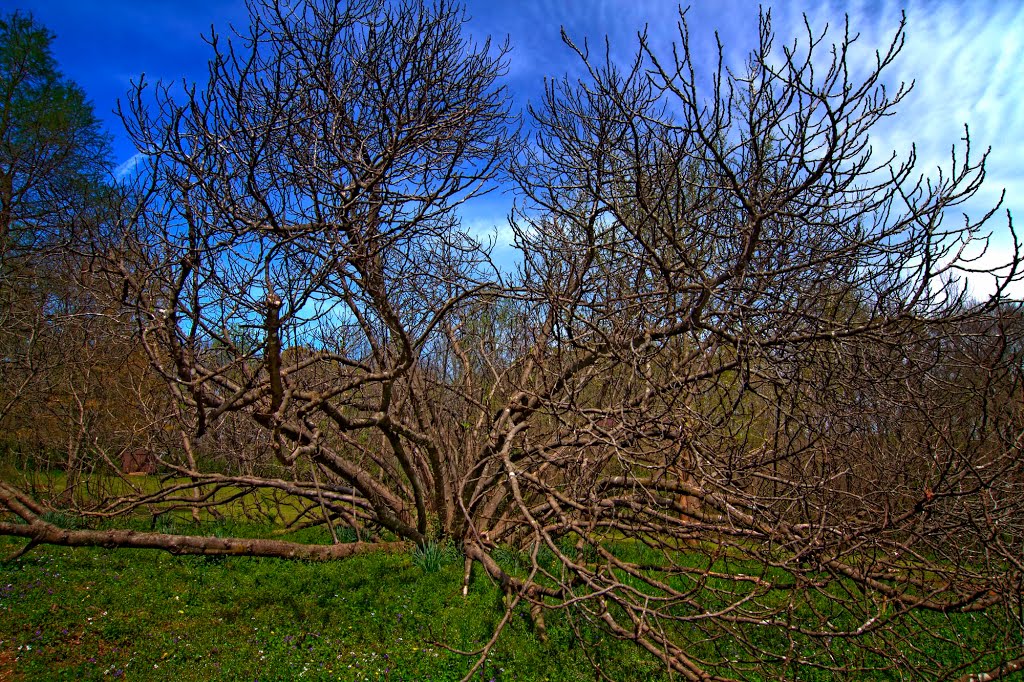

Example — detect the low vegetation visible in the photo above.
[0,524,665,682]
[2,522,1017,681]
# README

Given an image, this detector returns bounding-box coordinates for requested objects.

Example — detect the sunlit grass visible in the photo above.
[0,530,667,681]
[2,469,1020,680]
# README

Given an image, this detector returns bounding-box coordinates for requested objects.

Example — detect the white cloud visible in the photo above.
[114,151,146,180]
[468,0,1023,297]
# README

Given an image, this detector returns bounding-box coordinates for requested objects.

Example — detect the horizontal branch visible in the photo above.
[0,520,407,561]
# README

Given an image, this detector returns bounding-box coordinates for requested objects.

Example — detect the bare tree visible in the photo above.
[88,0,515,542]
[2,3,1023,680]
[493,10,1024,680]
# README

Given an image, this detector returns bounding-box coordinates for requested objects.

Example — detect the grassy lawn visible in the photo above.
[3,531,1018,682]
[1,471,1020,680]
[0,529,665,681]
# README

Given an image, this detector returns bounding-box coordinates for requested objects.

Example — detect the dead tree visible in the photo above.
[493,9,1024,680]
[2,3,1023,680]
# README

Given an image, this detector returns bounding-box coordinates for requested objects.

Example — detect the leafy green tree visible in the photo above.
[0,11,111,259]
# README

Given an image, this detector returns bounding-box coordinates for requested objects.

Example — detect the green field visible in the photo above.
[0,525,666,681]
[2,471,1021,680]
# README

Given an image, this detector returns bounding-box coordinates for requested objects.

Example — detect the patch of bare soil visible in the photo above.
[0,648,17,681]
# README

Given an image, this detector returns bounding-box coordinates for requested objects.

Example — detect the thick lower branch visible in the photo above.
[0,521,407,561]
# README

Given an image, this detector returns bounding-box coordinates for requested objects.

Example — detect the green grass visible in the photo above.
[0,530,666,681]
[410,540,461,574]
[2,469,1021,680]
[2,530,1022,681]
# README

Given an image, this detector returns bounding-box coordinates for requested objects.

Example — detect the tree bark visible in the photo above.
[0,520,407,561]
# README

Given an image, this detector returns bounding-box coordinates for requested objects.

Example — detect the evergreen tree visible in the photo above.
[0,11,111,261]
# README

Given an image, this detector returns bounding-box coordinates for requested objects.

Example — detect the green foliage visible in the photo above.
[491,544,525,573]
[410,539,460,573]
[336,525,361,543]
[0,11,112,251]
[38,510,87,530]
[0,11,123,471]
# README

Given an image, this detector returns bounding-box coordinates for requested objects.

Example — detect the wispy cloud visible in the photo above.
[471,0,1021,295]
[114,151,146,180]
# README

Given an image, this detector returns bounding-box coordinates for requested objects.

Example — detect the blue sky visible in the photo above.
[9,0,1022,296]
